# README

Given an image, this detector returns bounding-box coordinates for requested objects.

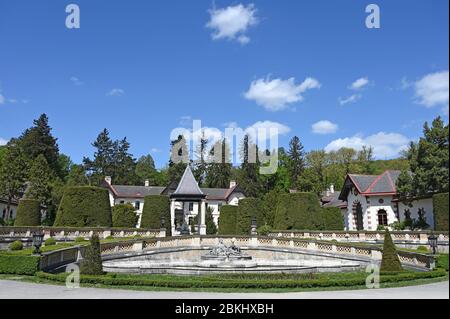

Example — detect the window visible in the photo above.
[188,202,194,211]
[378,209,388,226]
[9,210,14,219]
[135,201,140,210]
[120,200,125,204]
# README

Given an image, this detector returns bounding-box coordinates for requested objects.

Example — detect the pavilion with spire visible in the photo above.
[169,166,207,235]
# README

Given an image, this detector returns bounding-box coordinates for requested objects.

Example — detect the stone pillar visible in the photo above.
[199,200,206,235]
[170,199,176,236]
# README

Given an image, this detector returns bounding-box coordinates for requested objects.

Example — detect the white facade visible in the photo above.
[344,188,434,231]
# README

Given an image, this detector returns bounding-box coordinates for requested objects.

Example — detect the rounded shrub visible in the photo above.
[236,198,264,235]
[14,199,41,226]
[140,195,171,235]
[9,240,23,251]
[416,246,429,253]
[75,236,86,243]
[44,238,56,246]
[257,224,273,236]
[54,186,112,227]
[218,205,238,235]
[112,204,138,228]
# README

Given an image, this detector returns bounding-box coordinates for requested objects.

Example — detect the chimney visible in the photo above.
[330,184,335,194]
[145,179,150,187]
[229,180,237,189]
[105,176,112,185]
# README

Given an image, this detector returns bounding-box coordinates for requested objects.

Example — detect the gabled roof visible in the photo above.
[339,170,401,200]
[171,166,206,199]
[108,185,166,199]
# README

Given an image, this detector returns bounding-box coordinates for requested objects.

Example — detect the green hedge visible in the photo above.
[319,207,344,230]
[0,254,41,275]
[236,198,264,235]
[218,205,238,235]
[274,193,321,230]
[36,269,446,289]
[140,195,171,236]
[54,186,112,227]
[433,193,449,231]
[112,204,138,228]
[14,199,41,226]
[381,230,403,272]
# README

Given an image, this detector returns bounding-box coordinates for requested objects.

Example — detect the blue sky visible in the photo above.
[0,0,448,168]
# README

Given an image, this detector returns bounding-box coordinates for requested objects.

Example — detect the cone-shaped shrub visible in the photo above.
[14,199,41,226]
[80,234,104,275]
[236,198,264,235]
[380,230,403,272]
[54,186,112,227]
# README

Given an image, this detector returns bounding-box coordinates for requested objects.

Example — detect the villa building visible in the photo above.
[0,198,19,222]
[337,170,434,231]
[102,166,245,232]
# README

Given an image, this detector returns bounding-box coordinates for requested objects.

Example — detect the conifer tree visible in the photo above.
[380,230,403,272]
[80,234,104,275]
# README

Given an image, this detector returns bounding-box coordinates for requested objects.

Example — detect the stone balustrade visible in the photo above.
[268,230,449,244]
[0,226,165,240]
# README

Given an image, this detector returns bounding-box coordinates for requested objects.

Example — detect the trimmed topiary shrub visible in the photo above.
[257,224,273,236]
[9,240,23,251]
[218,205,238,235]
[319,207,344,230]
[14,199,41,226]
[236,198,264,235]
[44,238,56,246]
[274,193,322,230]
[80,234,104,275]
[112,203,138,228]
[54,186,112,227]
[416,246,429,253]
[0,255,41,275]
[205,207,217,235]
[140,195,171,236]
[380,230,403,272]
[433,193,449,231]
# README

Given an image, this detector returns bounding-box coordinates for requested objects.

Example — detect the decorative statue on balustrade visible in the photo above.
[203,239,250,260]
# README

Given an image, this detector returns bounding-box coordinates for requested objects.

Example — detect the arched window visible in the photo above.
[378,209,388,226]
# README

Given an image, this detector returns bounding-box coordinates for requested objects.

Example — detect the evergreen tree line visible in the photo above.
[1,114,448,226]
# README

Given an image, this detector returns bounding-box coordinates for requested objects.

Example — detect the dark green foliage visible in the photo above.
[0,255,41,275]
[433,193,449,231]
[66,164,89,186]
[80,235,104,275]
[380,230,403,272]
[257,224,273,236]
[262,189,281,227]
[320,207,344,230]
[236,198,264,235]
[112,204,138,228]
[436,254,449,271]
[140,195,171,235]
[26,154,54,208]
[205,139,232,189]
[287,136,305,186]
[9,240,24,251]
[14,199,41,226]
[54,186,112,227]
[45,238,57,246]
[237,135,263,198]
[218,205,238,235]
[274,193,322,230]
[205,207,217,235]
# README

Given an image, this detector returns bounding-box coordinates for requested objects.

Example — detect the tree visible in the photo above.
[17,114,61,177]
[25,154,54,209]
[66,164,89,186]
[397,117,449,197]
[0,141,28,221]
[287,136,305,186]
[140,195,171,235]
[205,139,232,188]
[113,138,138,185]
[135,154,157,185]
[237,135,262,198]
[205,207,217,235]
[357,146,375,174]
[168,135,189,183]
[193,132,208,186]
[14,199,41,226]
[297,150,328,195]
[80,234,104,275]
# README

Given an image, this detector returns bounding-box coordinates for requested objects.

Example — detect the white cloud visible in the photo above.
[414,70,449,109]
[245,121,291,140]
[244,77,321,111]
[0,93,4,104]
[338,94,361,105]
[70,76,84,86]
[312,120,338,135]
[150,148,161,153]
[325,132,410,158]
[0,137,8,146]
[349,77,369,90]
[106,88,125,97]
[206,3,258,45]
